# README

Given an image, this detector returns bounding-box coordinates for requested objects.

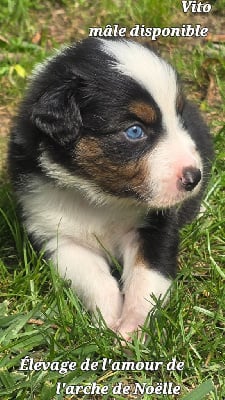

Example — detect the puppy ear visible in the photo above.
[31,84,82,147]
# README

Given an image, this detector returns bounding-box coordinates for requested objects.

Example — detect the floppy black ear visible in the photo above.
[31,84,82,147]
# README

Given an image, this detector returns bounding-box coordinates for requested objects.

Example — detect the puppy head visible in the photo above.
[32,38,204,209]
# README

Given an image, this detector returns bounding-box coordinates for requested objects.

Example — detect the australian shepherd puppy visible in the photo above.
[8,38,213,340]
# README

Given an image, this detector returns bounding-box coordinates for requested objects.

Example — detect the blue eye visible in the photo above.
[124,125,145,140]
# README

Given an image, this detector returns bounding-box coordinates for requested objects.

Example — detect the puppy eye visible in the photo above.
[124,125,145,140]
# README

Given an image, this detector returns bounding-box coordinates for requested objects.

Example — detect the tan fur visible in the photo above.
[176,92,184,114]
[129,101,157,124]
[76,136,149,198]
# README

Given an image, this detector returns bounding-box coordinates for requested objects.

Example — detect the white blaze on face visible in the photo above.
[148,131,202,207]
[101,39,203,207]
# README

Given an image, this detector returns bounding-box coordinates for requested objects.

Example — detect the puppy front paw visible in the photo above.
[92,282,123,330]
[114,310,147,342]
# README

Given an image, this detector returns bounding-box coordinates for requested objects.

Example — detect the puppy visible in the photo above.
[8,38,213,340]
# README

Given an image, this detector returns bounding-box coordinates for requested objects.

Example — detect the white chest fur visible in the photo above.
[19,176,147,258]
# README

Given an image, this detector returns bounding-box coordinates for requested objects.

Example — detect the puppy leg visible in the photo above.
[116,228,174,341]
[50,239,123,329]
[117,267,171,341]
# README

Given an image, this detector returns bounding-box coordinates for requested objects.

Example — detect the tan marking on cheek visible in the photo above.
[75,137,149,198]
[129,101,157,124]
[76,137,103,158]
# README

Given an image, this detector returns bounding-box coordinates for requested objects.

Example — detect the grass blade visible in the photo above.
[182,379,215,400]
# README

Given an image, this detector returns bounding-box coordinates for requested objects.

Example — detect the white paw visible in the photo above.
[92,281,123,329]
[114,309,147,341]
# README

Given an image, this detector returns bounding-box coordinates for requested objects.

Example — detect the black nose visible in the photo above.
[179,167,201,192]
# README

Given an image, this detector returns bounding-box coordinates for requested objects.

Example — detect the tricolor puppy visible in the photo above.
[9,38,213,340]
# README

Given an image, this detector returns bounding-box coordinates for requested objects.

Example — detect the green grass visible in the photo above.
[0,1,225,399]
[86,0,181,27]
[212,0,225,13]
